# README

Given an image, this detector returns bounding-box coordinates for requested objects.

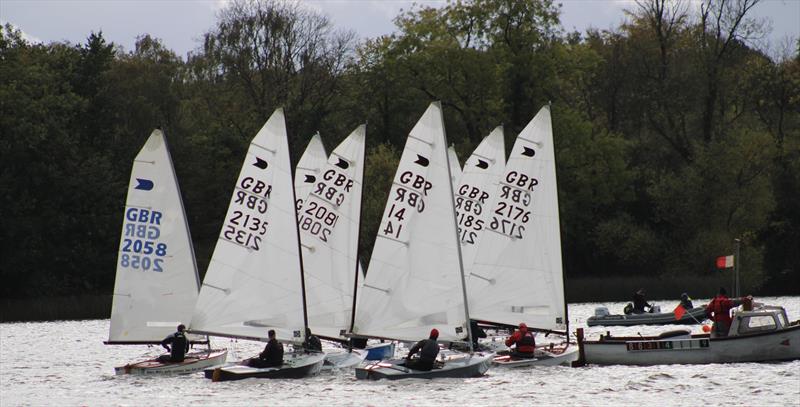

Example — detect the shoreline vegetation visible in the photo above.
[1,274,790,323]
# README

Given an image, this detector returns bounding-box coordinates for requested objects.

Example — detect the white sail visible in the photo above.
[300,126,366,340]
[467,106,566,331]
[353,102,467,342]
[455,127,506,271]
[108,130,200,343]
[294,134,327,213]
[190,109,306,343]
[447,145,462,189]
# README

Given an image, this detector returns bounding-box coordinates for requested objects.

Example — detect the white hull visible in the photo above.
[579,326,800,366]
[493,347,579,367]
[115,349,227,375]
[322,349,368,370]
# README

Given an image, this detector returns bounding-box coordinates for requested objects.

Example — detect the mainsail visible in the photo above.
[455,127,506,271]
[190,109,306,343]
[299,126,366,340]
[108,130,200,343]
[294,133,327,212]
[467,106,565,331]
[353,102,468,342]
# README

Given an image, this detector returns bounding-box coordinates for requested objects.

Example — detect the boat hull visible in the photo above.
[579,325,800,365]
[115,349,227,375]
[493,347,579,367]
[587,307,707,327]
[355,353,493,380]
[205,352,325,381]
[322,349,368,370]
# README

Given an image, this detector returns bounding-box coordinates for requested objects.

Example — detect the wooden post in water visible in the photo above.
[734,238,741,297]
[571,328,586,367]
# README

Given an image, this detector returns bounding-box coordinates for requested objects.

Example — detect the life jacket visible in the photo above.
[419,339,440,363]
[707,295,733,325]
[170,332,188,362]
[516,331,536,354]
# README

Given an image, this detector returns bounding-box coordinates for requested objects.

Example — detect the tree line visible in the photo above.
[1,0,797,301]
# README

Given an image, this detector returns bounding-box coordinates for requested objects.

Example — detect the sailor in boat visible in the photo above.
[246,329,284,368]
[627,288,653,314]
[158,324,189,363]
[505,323,536,359]
[404,329,440,371]
[706,287,751,338]
[303,328,322,352]
[680,293,694,309]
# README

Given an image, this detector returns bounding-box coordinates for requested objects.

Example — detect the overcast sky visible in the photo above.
[2,0,798,59]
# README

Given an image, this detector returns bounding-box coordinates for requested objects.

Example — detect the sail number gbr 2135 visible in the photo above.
[223,176,271,251]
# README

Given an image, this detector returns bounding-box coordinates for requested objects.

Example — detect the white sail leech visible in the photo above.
[108,130,201,343]
[353,103,468,342]
[299,126,366,340]
[447,145,462,189]
[294,133,327,213]
[454,126,507,273]
[467,106,566,331]
[190,109,306,344]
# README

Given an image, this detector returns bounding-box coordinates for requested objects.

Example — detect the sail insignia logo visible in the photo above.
[414,154,430,167]
[135,178,154,191]
[253,157,269,169]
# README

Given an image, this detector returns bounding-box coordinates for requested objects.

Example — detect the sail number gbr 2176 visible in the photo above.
[490,171,537,239]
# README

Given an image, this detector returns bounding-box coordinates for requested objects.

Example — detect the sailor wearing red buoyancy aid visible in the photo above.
[705,287,748,338]
[505,323,536,358]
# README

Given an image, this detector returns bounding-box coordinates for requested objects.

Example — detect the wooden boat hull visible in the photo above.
[587,307,707,327]
[493,346,579,367]
[115,349,227,375]
[578,325,800,365]
[322,349,368,370]
[205,352,325,381]
[355,353,493,380]
[364,342,395,360]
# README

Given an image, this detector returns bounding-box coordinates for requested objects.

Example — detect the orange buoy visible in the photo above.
[702,325,711,333]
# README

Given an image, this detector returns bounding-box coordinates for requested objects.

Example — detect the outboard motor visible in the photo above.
[594,306,610,317]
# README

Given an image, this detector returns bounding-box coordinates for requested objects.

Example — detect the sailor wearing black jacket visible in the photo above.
[158,324,189,363]
[405,328,440,371]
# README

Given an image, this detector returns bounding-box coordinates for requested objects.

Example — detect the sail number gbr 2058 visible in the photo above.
[490,171,537,239]
[120,208,167,272]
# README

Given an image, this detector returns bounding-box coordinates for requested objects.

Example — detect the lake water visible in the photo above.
[2,296,798,406]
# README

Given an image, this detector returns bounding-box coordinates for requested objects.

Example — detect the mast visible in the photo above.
[549,101,570,342]
[438,102,474,353]
[289,117,311,344]
[349,124,367,334]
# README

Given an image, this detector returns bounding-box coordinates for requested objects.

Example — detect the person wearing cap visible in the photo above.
[158,324,189,363]
[404,328,440,371]
[247,329,284,368]
[632,288,652,314]
[680,293,694,309]
[505,323,536,358]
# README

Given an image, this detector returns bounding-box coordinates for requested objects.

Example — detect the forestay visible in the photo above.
[190,109,306,343]
[467,106,566,331]
[447,145,462,189]
[294,134,327,213]
[108,130,201,343]
[299,126,366,340]
[455,127,506,271]
[353,102,467,342]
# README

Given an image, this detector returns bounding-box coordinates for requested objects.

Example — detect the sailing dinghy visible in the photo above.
[106,129,227,375]
[352,102,493,380]
[466,106,578,367]
[297,126,369,369]
[190,109,324,381]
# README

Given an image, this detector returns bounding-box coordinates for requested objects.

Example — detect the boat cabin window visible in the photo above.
[737,315,777,334]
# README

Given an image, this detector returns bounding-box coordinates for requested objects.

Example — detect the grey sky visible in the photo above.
[2,0,798,58]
